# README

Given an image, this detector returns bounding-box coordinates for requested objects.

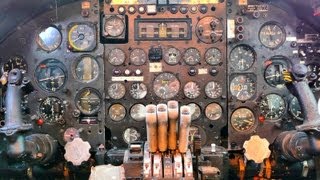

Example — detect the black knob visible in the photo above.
[210,67,219,76]
[188,67,197,76]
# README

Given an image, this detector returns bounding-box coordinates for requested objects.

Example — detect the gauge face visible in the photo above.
[164,47,181,65]
[264,62,288,88]
[195,16,224,44]
[35,59,66,92]
[230,45,256,71]
[75,55,99,83]
[130,48,146,66]
[104,15,125,37]
[36,26,62,52]
[205,81,223,99]
[109,104,126,121]
[3,56,28,74]
[184,81,200,99]
[289,97,304,121]
[183,48,201,65]
[68,23,96,51]
[205,103,223,121]
[189,126,207,146]
[76,88,101,115]
[230,75,256,101]
[153,72,180,99]
[130,83,147,99]
[307,64,320,90]
[260,94,286,120]
[205,47,222,66]
[108,82,126,99]
[187,103,201,121]
[130,104,146,121]
[108,48,126,66]
[123,128,141,144]
[39,97,65,124]
[259,22,286,49]
[231,108,255,132]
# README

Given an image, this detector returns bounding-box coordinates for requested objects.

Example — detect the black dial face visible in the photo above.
[205,81,223,99]
[104,15,125,37]
[36,26,62,52]
[3,56,27,74]
[68,23,96,51]
[307,63,320,90]
[260,94,286,120]
[130,104,146,122]
[184,81,200,99]
[231,108,255,132]
[108,48,126,66]
[205,47,222,65]
[259,22,286,49]
[39,97,65,124]
[123,128,141,144]
[230,75,256,101]
[35,59,66,92]
[183,48,201,65]
[289,97,304,121]
[205,103,223,121]
[230,45,256,71]
[75,55,99,83]
[75,88,102,115]
[130,83,147,99]
[153,72,180,99]
[164,47,181,65]
[130,49,147,66]
[109,104,126,121]
[108,82,126,99]
[264,61,288,88]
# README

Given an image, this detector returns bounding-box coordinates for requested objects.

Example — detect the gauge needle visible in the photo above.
[38,75,64,82]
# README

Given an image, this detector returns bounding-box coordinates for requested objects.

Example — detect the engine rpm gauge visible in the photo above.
[35,59,66,92]
[104,15,125,37]
[153,72,180,99]
[3,56,28,74]
[187,103,201,121]
[130,83,147,99]
[264,61,288,88]
[230,45,256,71]
[108,48,126,66]
[109,104,126,121]
[205,47,222,65]
[36,26,62,52]
[130,48,146,66]
[39,97,65,124]
[164,47,181,65]
[307,63,320,90]
[74,55,99,83]
[68,23,96,52]
[230,75,256,101]
[108,82,126,99]
[205,81,223,99]
[205,103,223,121]
[130,104,146,122]
[75,88,102,115]
[184,81,201,99]
[260,94,286,120]
[231,108,255,132]
[259,22,286,49]
[289,97,304,121]
[123,128,141,144]
[183,48,201,66]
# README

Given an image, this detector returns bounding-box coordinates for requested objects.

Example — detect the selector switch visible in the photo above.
[210,67,219,76]
[188,67,197,76]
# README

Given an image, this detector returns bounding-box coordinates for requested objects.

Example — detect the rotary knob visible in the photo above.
[243,135,271,163]
[64,138,91,166]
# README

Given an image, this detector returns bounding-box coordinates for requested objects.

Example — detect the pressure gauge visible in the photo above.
[153,72,180,99]
[108,82,126,99]
[230,75,256,101]
[183,48,201,65]
[39,97,65,124]
[74,55,99,83]
[260,94,286,120]
[231,108,255,132]
[3,56,28,74]
[75,88,102,115]
[130,104,146,122]
[123,128,141,144]
[36,26,62,52]
[35,59,67,92]
[187,103,201,121]
[230,45,256,71]
[205,103,223,121]
[109,104,126,121]
[130,83,147,99]
[164,47,181,65]
[104,15,125,37]
[205,81,223,99]
[130,48,147,66]
[108,48,126,66]
[68,23,96,51]
[205,47,222,65]
[184,81,201,99]
[289,97,304,121]
[259,22,286,49]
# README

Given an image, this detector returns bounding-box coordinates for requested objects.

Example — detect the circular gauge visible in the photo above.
[3,56,27,74]
[123,128,141,144]
[164,47,181,65]
[35,59,66,92]
[130,49,146,66]
[230,75,256,101]
[108,48,126,66]
[130,104,146,121]
[264,61,288,88]
[184,81,201,99]
[36,26,62,52]
[205,81,223,99]
[289,97,304,121]
[104,15,125,37]
[109,104,126,121]
[39,97,65,124]
[108,82,126,99]
[205,103,223,121]
[231,108,255,132]
[130,83,147,99]
[307,64,320,90]
[259,22,286,49]
[75,55,99,83]
[260,94,286,120]
[230,45,256,71]
[195,16,224,44]
[75,88,102,115]
[183,48,201,66]
[205,47,222,65]
[187,103,201,121]
[153,72,180,99]
[189,126,207,146]
[68,23,96,51]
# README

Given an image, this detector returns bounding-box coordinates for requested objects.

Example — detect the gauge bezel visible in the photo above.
[109,103,127,122]
[36,25,62,52]
[152,72,181,100]
[187,103,202,121]
[230,74,257,101]
[130,103,146,122]
[289,96,304,121]
[164,46,181,65]
[108,48,126,66]
[39,96,65,124]
[229,44,256,71]
[183,81,201,99]
[183,47,201,66]
[205,47,222,66]
[73,54,100,83]
[104,15,126,37]
[259,93,287,121]
[204,81,223,99]
[129,82,148,100]
[306,63,320,91]
[129,48,147,66]
[258,21,286,49]
[263,56,290,88]
[107,82,126,99]
[67,22,97,52]
[205,103,223,121]
[75,87,102,115]
[230,107,257,133]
